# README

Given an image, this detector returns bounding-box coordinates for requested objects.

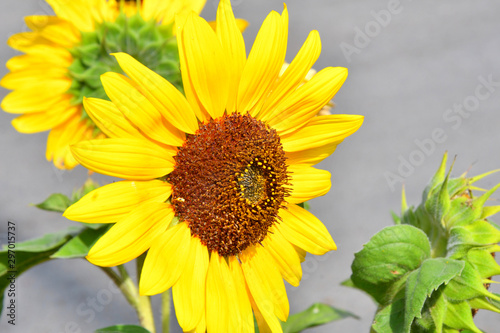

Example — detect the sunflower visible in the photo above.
[64,0,363,331]
[1,0,207,169]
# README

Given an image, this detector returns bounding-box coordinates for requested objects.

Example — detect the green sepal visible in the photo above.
[67,11,182,116]
[35,179,100,213]
[51,225,111,259]
[71,178,100,203]
[424,170,451,228]
[443,300,481,333]
[481,205,500,219]
[443,195,478,229]
[443,262,495,302]
[297,201,311,211]
[422,153,448,201]
[467,248,500,278]
[428,288,446,333]
[447,220,500,258]
[468,296,500,314]
[403,258,464,333]
[281,303,359,333]
[95,325,151,333]
[391,211,401,225]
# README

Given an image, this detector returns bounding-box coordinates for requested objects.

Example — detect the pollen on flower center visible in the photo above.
[169,113,290,257]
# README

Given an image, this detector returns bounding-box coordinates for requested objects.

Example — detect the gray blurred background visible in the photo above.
[1,0,500,332]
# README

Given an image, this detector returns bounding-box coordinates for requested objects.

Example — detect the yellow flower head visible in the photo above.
[1,0,207,169]
[64,1,364,331]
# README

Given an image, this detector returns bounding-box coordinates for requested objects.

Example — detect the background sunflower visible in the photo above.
[1,0,206,169]
[1,0,500,332]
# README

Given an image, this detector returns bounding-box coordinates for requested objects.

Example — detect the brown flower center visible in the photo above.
[169,113,290,257]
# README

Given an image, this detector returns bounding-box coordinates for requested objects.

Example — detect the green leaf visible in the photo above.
[2,226,83,252]
[52,225,110,259]
[95,325,151,333]
[0,227,81,316]
[34,193,72,212]
[281,303,359,333]
[372,298,405,333]
[351,225,431,303]
[340,278,355,288]
[403,258,464,333]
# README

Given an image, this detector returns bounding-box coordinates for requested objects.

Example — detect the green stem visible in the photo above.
[136,254,156,333]
[161,290,171,333]
[100,266,138,308]
[99,262,156,333]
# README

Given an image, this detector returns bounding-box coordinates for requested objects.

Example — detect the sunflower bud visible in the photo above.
[351,152,500,333]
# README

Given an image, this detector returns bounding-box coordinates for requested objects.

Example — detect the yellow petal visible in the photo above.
[240,245,288,329]
[46,111,91,170]
[285,141,339,167]
[293,244,307,263]
[1,67,68,90]
[263,227,302,287]
[70,138,175,180]
[248,291,274,333]
[140,223,192,295]
[143,0,206,25]
[237,6,288,116]
[228,256,255,333]
[46,0,96,31]
[259,30,321,122]
[208,18,249,33]
[176,16,210,123]
[177,12,229,119]
[277,204,336,255]
[173,236,209,332]
[87,202,175,266]
[2,85,72,114]
[112,53,198,134]
[281,114,364,153]
[64,180,172,223]
[24,16,80,46]
[216,0,246,113]
[101,72,185,146]
[11,98,78,133]
[206,252,233,333]
[83,97,147,140]
[6,53,72,71]
[287,165,331,203]
[7,32,55,52]
[267,67,348,135]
